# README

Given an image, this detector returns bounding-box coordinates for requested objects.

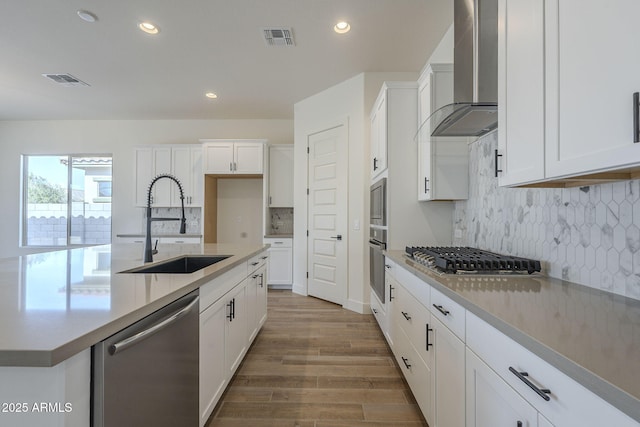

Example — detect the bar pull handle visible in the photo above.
[230,162,233,172]
[634,92,639,143]
[401,357,411,369]
[509,367,551,401]
[227,300,233,321]
[373,157,378,171]
[517,422,523,427]
[424,177,429,193]
[432,304,450,316]
[402,311,411,321]
[109,295,199,355]
[494,149,503,177]
[389,285,395,301]
[426,323,433,351]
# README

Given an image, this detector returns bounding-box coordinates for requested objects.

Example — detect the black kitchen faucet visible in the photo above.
[144,174,186,263]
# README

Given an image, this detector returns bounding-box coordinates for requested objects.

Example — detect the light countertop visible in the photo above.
[385,250,640,423]
[0,243,266,367]
[116,233,203,238]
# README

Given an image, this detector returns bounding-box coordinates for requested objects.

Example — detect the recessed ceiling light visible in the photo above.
[334,21,351,34]
[139,22,159,35]
[205,92,218,99]
[77,10,97,23]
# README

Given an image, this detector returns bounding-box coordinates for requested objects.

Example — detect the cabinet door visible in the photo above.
[203,143,234,174]
[268,145,294,207]
[199,297,227,426]
[544,0,640,178]
[234,143,264,174]
[255,265,268,331]
[225,280,248,376]
[417,75,433,201]
[190,146,203,206]
[152,146,172,206]
[466,348,538,427]
[266,246,292,285]
[171,146,193,206]
[371,95,387,178]
[497,0,545,186]
[245,272,258,343]
[134,147,153,207]
[433,315,465,427]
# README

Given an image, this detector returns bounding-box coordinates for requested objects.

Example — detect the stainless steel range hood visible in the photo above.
[429,0,498,137]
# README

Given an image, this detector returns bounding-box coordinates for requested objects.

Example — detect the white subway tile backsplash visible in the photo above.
[453,131,640,301]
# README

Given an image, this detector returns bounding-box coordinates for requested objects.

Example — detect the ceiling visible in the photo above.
[0,0,452,121]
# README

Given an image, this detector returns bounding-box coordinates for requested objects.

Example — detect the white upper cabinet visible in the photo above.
[202,140,265,175]
[417,63,469,200]
[370,94,388,179]
[497,0,640,187]
[497,0,545,187]
[268,145,294,207]
[171,145,203,206]
[544,0,640,178]
[134,145,202,207]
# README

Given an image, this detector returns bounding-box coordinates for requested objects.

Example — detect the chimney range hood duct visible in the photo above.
[428,0,498,137]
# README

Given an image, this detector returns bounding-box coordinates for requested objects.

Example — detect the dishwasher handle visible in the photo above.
[108,295,199,356]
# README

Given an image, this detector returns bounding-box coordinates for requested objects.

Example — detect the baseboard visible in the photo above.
[267,284,293,290]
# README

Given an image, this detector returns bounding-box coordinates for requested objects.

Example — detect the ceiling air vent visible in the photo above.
[262,27,295,47]
[42,73,90,87]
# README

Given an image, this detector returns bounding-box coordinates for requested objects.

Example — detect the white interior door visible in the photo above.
[307,124,347,306]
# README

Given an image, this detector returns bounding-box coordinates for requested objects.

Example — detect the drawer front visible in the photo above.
[466,311,637,427]
[264,238,292,248]
[430,287,465,341]
[199,263,247,312]
[159,237,201,244]
[394,262,430,309]
[393,283,433,367]
[384,257,397,280]
[248,251,269,273]
[393,323,433,422]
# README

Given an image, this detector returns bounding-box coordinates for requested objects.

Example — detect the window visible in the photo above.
[22,155,113,247]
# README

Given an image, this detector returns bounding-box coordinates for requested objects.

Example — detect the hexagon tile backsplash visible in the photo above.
[452,131,640,301]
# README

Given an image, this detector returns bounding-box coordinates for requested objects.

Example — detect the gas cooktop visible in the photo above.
[405,246,541,275]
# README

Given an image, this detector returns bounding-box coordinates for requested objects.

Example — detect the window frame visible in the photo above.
[20,153,113,248]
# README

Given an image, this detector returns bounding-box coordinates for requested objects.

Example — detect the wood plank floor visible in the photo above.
[206,290,429,427]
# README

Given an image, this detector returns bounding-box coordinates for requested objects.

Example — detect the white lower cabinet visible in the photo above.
[199,251,268,427]
[466,311,637,427]
[466,348,539,427]
[264,238,292,286]
[432,314,466,427]
[199,296,227,425]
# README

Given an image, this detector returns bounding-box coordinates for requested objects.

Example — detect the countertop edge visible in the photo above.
[0,245,267,368]
[384,250,640,424]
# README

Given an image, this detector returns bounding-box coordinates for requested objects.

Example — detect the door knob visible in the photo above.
[330,235,342,241]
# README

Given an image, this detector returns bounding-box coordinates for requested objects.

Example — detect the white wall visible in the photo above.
[293,72,417,313]
[216,178,263,245]
[0,119,292,258]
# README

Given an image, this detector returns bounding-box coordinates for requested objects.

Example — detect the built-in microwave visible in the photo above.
[370,178,387,227]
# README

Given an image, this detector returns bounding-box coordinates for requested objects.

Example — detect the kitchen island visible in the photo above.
[0,243,267,427]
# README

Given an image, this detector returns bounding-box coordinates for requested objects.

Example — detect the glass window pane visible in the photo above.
[24,156,68,246]
[70,156,112,245]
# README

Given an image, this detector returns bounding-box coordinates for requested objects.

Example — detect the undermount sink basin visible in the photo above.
[120,255,231,274]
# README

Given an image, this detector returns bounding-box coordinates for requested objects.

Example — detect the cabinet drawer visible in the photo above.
[393,283,432,366]
[248,251,269,274]
[264,238,292,248]
[393,263,430,309]
[466,311,637,427]
[200,263,247,312]
[384,257,397,280]
[158,237,201,244]
[393,323,433,420]
[430,287,465,341]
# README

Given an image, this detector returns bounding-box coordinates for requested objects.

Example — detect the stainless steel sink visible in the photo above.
[120,255,231,274]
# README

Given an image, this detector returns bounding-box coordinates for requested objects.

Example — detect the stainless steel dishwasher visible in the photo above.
[93,290,199,427]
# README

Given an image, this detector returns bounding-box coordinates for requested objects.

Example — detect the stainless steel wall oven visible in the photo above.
[369,228,387,304]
